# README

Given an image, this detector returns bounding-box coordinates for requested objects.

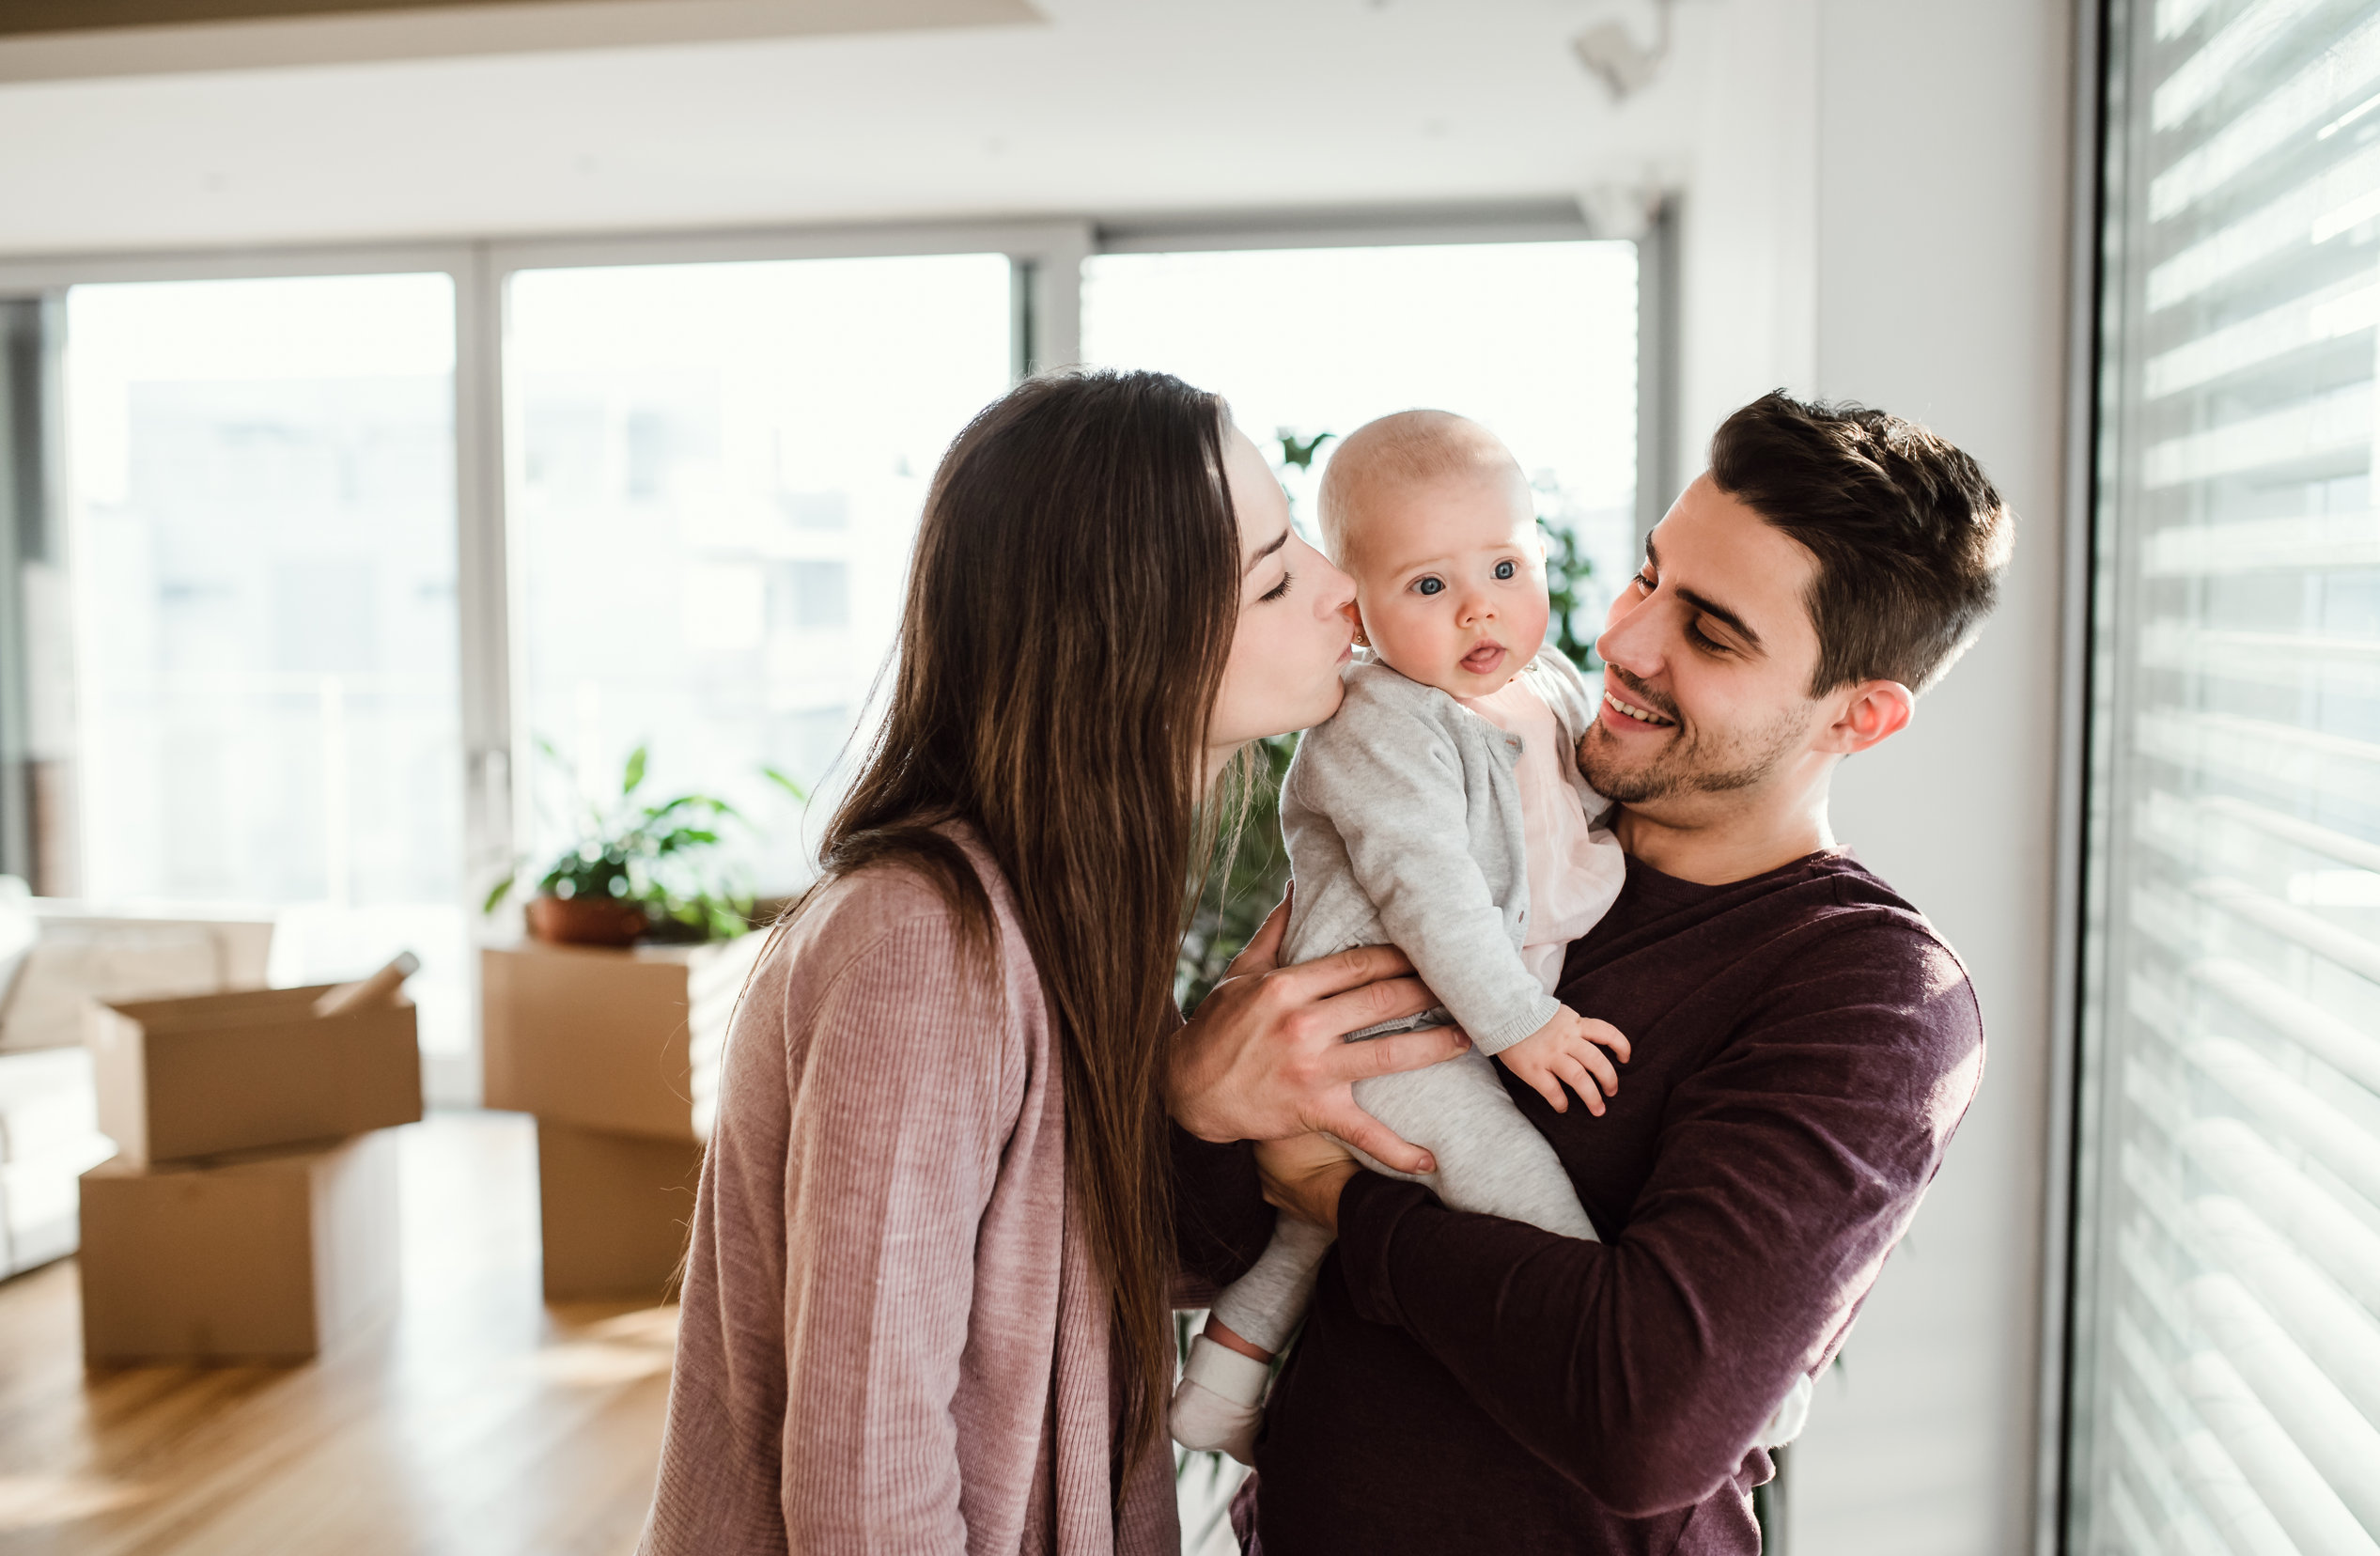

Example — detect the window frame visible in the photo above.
[0,241,493,1099]
[480,217,1094,1047]
[0,202,1666,1105]
[2040,1,2111,1551]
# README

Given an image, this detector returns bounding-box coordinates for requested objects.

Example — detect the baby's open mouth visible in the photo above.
[1603,690,1676,727]
[1461,642,1507,675]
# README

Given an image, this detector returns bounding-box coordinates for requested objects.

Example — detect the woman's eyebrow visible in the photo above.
[1243,528,1290,575]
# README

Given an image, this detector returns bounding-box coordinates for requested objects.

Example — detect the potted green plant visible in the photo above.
[483,742,803,948]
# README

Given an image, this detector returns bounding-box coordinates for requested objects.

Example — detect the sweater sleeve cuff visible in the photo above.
[1335,1172,1441,1330]
[1465,991,1563,1056]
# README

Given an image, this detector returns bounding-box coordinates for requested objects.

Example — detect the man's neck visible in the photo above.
[1609,778,1838,886]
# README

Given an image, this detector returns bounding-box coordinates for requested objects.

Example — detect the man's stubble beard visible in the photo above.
[1579,699,1813,805]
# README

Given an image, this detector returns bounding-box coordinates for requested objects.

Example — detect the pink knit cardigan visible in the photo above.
[639,833,1178,1555]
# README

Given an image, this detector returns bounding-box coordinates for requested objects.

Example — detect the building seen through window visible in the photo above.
[1083,241,1641,635]
[60,272,469,1054]
[505,254,1014,897]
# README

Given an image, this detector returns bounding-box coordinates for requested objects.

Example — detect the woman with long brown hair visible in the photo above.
[638,369,1465,1553]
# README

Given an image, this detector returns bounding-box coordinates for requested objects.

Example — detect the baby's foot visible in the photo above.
[1758,1372,1815,1447]
[1169,1334,1271,1465]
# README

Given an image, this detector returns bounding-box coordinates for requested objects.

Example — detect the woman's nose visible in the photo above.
[1314,549,1356,616]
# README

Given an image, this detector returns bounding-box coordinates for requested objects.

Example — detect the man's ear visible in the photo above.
[1819,678,1915,755]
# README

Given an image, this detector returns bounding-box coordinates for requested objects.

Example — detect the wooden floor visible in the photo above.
[0,1112,675,1556]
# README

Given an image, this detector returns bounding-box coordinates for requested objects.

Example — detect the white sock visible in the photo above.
[1169,1335,1271,1464]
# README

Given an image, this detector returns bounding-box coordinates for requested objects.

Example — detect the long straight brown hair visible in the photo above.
[814,368,1238,1468]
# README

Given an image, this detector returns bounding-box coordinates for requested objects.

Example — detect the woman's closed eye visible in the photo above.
[1259,568,1295,603]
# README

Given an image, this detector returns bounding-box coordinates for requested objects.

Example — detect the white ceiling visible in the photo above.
[0,0,1708,258]
[0,0,1042,79]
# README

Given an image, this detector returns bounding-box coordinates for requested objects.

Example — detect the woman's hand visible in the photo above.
[1255,1133,1361,1235]
[1167,895,1467,1175]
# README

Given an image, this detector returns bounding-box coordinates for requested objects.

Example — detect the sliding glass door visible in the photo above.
[19,218,1643,1107]
[502,253,1015,895]
[2068,0,2380,1548]
[60,272,472,1056]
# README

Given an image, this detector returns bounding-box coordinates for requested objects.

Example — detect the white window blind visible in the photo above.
[2075,2,2380,1552]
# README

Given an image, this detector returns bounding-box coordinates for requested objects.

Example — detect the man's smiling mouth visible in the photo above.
[1604,690,1676,727]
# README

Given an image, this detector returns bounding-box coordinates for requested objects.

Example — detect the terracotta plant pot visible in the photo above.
[526,894,648,948]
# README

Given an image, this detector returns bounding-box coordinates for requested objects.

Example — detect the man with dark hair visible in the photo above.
[1168,391,2013,1554]
[1707,391,2011,694]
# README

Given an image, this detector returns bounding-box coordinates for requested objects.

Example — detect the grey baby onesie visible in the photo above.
[1208,646,1621,1355]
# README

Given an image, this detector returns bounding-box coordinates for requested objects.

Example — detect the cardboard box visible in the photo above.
[482,935,761,1144]
[536,1118,704,1302]
[86,985,423,1169]
[78,1130,399,1364]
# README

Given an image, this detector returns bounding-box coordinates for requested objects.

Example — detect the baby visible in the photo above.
[1169,410,1812,1464]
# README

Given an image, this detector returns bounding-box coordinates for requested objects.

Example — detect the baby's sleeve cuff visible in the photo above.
[1463,991,1563,1057]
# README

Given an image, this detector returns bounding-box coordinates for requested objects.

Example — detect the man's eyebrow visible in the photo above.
[1643,533,1762,649]
[1676,585,1765,652]
[1243,527,1289,575]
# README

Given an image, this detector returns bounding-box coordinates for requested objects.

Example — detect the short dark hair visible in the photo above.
[1708,391,2012,694]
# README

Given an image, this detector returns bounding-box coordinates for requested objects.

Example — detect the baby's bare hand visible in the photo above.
[1496,1008,1631,1115]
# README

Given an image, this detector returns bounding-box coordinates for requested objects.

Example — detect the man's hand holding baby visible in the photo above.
[1497,1008,1630,1115]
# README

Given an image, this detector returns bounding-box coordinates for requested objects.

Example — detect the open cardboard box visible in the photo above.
[87,984,423,1169]
[482,935,760,1144]
[78,1129,399,1364]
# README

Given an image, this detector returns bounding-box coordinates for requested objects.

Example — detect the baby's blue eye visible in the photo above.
[1494,560,1516,581]
[1416,577,1443,596]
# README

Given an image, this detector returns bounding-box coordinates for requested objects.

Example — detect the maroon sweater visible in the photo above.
[1173,848,1984,1555]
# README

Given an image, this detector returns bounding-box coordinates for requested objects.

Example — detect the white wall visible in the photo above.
[0,0,1703,257]
[1731,4,2071,1553]
[1677,0,1818,468]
